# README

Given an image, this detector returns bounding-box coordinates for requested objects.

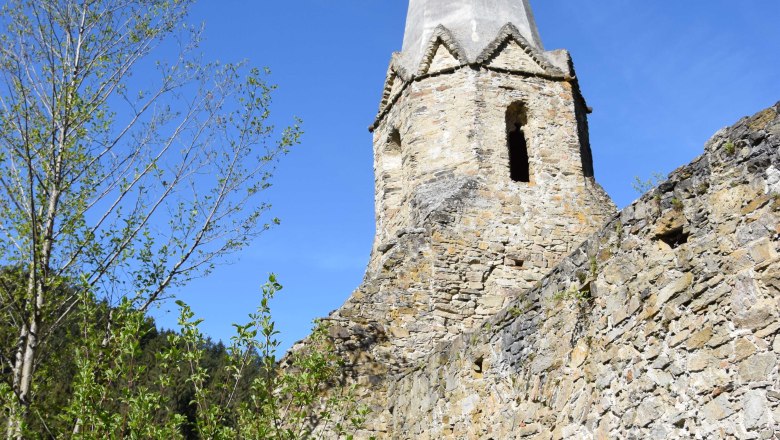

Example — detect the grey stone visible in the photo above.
[636,398,664,427]
[702,395,734,421]
[743,391,768,430]
[652,354,672,369]
[648,369,674,387]
[621,408,636,427]
[688,350,715,372]
[649,425,669,440]
[735,338,758,362]
[739,353,777,382]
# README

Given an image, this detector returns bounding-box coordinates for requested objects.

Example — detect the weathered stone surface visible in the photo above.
[735,338,758,362]
[636,398,665,427]
[688,350,715,372]
[743,390,770,431]
[687,326,714,350]
[368,103,779,438]
[703,395,735,422]
[739,353,777,382]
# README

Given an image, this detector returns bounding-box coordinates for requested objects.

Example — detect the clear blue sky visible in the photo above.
[149,1,780,351]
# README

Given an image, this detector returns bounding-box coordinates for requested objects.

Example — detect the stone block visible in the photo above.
[687,326,714,350]
[738,353,777,382]
[688,350,715,372]
[744,390,769,431]
[657,273,694,307]
[735,338,758,362]
[702,395,734,421]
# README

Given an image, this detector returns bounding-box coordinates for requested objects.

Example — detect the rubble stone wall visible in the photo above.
[316,48,615,433]
[334,60,614,381]
[385,103,780,439]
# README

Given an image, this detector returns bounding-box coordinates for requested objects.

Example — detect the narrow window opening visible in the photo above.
[381,128,403,214]
[655,227,689,249]
[387,129,401,154]
[506,103,530,183]
[472,356,485,378]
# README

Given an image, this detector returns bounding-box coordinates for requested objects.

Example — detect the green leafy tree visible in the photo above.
[60,276,367,439]
[0,0,300,436]
[230,276,368,439]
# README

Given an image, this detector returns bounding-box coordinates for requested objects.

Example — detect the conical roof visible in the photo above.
[400,0,544,73]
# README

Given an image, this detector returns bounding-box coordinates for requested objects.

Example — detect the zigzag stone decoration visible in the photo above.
[415,25,468,76]
[373,23,572,126]
[476,23,563,76]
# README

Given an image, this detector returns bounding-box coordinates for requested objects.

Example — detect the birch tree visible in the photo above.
[0,0,300,436]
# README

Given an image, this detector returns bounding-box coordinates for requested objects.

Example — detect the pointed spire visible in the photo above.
[400,0,544,74]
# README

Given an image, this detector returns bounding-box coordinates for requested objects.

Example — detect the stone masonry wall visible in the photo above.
[384,103,780,439]
[310,39,616,435]
[331,60,614,381]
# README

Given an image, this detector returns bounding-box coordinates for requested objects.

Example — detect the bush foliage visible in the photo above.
[1,274,365,439]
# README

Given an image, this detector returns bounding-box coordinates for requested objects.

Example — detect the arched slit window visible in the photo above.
[382,128,403,208]
[506,102,530,183]
[387,128,402,155]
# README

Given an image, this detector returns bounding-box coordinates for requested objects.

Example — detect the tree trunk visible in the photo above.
[6,274,42,439]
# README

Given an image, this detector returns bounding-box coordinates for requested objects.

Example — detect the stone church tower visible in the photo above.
[296,2,780,438]
[323,0,616,422]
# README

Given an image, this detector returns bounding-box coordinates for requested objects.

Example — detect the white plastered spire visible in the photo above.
[400,0,544,73]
